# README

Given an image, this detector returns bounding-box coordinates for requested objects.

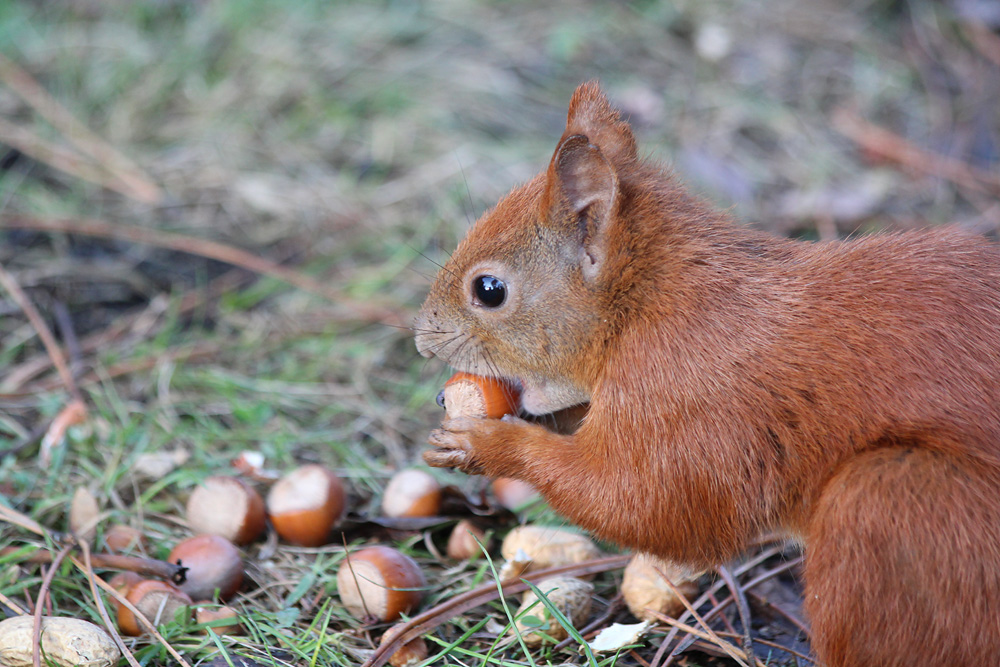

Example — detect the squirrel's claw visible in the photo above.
[422,445,469,470]
[426,418,486,474]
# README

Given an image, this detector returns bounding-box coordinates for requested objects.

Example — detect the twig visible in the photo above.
[0,117,153,203]
[362,554,631,667]
[0,261,81,400]
[0,341,222,399]
[651,546,792,667]
[832,107,1000,196]
[648,611,763,667]
[658,556,806,666]
[38,399,87,467]
[552,593,626,651]
[716,631,815,664]
[1,267,247,392]
[0,504,46,536]
[961,21,1000,68]
[653,569,754,667]
[0,53,162,204]
[746,590,810,637]
[0,546,187,584]
[77,541,143,667]
[717,563,755,661]
[32,544,72,667]
[73,556,194,667]
[0,214,405,325]
[0,592,28,616]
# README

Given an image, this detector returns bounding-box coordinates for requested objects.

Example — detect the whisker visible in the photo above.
[458,158,476,230]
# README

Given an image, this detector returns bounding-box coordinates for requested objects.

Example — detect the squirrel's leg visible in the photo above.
[426,415,578,480]
[804,447,1000,667]
[427,414,759,565]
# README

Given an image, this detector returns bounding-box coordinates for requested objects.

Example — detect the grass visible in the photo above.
[0,0,997,665]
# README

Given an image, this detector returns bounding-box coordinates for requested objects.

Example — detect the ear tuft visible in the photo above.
[564,81,638,166]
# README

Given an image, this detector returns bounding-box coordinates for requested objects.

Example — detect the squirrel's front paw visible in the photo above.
[425,417,487,474]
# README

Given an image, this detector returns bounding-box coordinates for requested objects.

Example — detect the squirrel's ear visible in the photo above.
[564,81,637,166]
[545,133,617,282]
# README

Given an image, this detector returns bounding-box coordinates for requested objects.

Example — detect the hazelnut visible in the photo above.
[103,524,147,553]
[442,373,520,419]
[168,534,243,601]
[186,476,266,545]
[116,580,192,636]
[107,571,142,597]
[379,624,429,667]
[446,519,489,560]
[491,478,539,510]
[266,464,346,547]
[337,546,426,622]
[195,605,243,635]
[381,469,442,518]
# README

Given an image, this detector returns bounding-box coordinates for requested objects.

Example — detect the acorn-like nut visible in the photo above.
[379,624,429,667]
[168,534,243,601]
[117,580,192,636]
[103,524,147,553]
[621,554,700,622]
[492,478,539,510]
[108,571,142,597]
[337,545,426,622]
[442,372,520,419]
[0,615,121,667]
[267,464,346,547]
[500,525,601,575]
[446,519,489,560]
[195,604,243,635]
[381,469,442,518]
[186,476,266,545]
[511,576,593,647]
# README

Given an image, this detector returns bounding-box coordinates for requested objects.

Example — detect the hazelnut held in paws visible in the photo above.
[414,82,1000,666]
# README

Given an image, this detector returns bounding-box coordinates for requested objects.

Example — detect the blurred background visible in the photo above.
[0,0,998,661]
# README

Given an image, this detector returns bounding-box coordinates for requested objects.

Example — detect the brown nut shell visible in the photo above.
[381,469,442,518]
[337,545,426,622]
[443,373,520,419]
[108,571,142,597]
[103,524,147,553]
[117,580,192,636]
[168,534,244,601]
[267,464,346,547]
[491,478,538,510]
[186,476,266,545]
[195,605,243,635]
[379,624,429,667]
[446,519,489,560]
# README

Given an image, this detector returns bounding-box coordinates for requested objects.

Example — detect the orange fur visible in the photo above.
[415,82,1000,666]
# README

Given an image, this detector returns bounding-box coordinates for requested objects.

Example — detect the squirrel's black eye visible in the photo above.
[473,275,507,308]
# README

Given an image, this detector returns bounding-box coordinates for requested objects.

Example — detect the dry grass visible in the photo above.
[1,0,997,665]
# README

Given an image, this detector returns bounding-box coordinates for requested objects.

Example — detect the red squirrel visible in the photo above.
[414,82,1000,666]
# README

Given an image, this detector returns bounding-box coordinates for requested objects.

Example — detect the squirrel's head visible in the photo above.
[415,82,638,415]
